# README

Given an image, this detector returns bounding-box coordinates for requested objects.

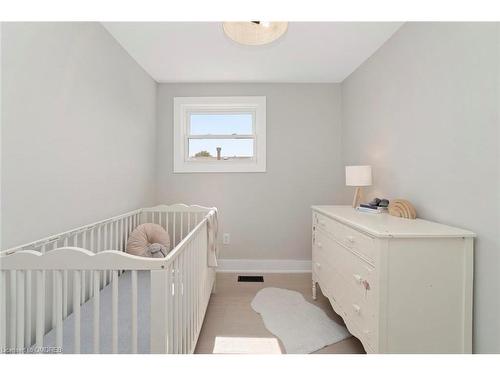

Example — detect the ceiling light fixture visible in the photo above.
[223,22,288,46]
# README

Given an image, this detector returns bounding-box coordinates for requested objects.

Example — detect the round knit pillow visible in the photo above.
[126,223,170,258]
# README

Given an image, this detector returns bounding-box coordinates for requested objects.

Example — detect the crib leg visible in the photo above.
[312,279,317,300]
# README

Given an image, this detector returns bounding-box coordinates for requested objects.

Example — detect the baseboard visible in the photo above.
[216,259,312,273]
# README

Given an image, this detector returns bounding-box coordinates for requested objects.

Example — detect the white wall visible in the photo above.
[341,23,500,353]
[156,83,344,261]
[1,23,157,249]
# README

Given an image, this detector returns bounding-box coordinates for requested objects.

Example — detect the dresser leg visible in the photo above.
[312,280,317,300]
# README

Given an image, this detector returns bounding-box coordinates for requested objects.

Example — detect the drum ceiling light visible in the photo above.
[223,22,288,46]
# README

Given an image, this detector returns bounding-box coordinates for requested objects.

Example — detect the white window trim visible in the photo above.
[173,96,266,173]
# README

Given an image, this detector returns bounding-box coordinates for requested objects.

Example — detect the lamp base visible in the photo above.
[352,187,362,208]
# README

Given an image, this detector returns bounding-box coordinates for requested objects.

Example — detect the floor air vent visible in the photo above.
[238,275,264,282]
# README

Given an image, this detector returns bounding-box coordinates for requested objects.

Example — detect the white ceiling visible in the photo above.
[103,22,403,83]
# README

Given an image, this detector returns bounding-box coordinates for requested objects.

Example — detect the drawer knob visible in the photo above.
[347,235,355,243]
[315,262,321,269]
[353,274,362,283]
[352,304,361,314]
[317,242,322,249]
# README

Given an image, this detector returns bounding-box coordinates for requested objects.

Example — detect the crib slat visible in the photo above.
[194,237,198,336]
[16,271,25,350]
[186,243,190,351]
[97,226,102,253]
[35,270,45,349]
[199,231,203,329]
[131,270,138,354]
[180,213,184,243]
[89,229,95,297]
[121,218,125,251]
[73,271,81,354]
[62,270,68,318]
[118,219,122,250]
[0,271,6,350]
[114,221,119,250]
[9,271,16,349]
[180,251,187,354]
[186,248,191,352]
[173,261,179,354]
[194,239,198,346]
[167,266,174,353]
[93,271,100,354]
[199,232,204,329]
[186,250,190,353]
[187,243,192,351]
[112,270,119,353]
[82,234,86,304]
[103,225,108,286]
[104,223,108,250]
[191,241,195,348]
[184,250,189,353]
[25,271,32,347]
[179,259,183,354]
[90,228,95,252]
[195,234,200,331]
[166,213,169,241]
[55,270,63,351]
[52,244,57,330]
[81,270,86,297]
[173,213,176,247]
[180,254,185,353]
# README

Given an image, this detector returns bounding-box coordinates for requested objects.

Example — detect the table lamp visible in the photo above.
[346,165,372,208]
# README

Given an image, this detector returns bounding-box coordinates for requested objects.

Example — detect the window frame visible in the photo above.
[173,96,266,173]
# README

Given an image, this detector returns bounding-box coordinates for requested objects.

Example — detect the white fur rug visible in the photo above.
[251,287,351,354]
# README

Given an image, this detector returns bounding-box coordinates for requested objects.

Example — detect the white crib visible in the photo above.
[0,204,217,354]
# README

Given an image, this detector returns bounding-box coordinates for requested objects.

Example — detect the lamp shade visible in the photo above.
[345,165,372,187]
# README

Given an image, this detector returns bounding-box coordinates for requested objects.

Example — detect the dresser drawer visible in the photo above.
[339,243,378,340]
[314,212,342,239]
[342,288,378,350]
[339,224,376,263]
[339,243,377,305]
[313,232,347,305]
[314,211,376,263]
[313,226,378,349]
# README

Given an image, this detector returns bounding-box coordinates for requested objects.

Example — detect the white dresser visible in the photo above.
[311,205,474,353]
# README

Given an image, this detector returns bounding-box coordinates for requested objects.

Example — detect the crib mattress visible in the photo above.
[42,271,151,354]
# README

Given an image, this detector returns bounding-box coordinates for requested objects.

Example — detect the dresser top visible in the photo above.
[312,205,475,238]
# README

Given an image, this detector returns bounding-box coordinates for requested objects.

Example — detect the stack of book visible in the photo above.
[356,204,387,214]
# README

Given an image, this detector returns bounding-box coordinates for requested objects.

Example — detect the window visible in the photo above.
[173,96,266,173]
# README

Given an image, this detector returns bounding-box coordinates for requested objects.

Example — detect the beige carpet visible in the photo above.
[194,273,365,354]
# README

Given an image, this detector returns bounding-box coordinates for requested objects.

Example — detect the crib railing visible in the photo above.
[142,204,215,353]
[0,204,217,354]
[0,209,142,352]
